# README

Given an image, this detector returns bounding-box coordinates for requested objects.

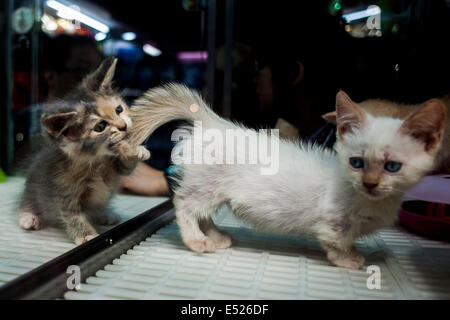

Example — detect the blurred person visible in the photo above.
[248,45,341,141]
[116,51,187,197]
[12,34,103,171]
[119,160,170,196]
[42,34,103,102]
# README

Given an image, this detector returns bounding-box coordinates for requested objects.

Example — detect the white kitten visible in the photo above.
[129,84,445,269]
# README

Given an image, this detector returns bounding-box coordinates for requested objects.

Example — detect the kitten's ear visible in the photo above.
[399,98,446,152]
[322,111,337,124]
[41,111,77,138]
[82,57,117,91]
[335,90,366,137]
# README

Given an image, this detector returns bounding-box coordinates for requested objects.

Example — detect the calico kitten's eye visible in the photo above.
[385,161,402,173]
[349,157,364,169]
[116,105,123,114]
[93,120,108,132]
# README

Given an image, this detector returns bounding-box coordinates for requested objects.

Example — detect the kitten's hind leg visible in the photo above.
[61,212,99,245]
[199,217,233,249]
[18,210,42,230]
[176,209,216,253]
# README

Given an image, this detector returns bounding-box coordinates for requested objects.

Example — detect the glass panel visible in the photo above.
[1,0,206,286]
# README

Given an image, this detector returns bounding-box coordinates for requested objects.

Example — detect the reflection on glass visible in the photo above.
[1,0,205,287]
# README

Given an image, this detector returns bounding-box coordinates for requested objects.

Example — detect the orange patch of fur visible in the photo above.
[96,97,120,119]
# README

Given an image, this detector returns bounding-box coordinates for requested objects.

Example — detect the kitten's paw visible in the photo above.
[185,237,216,253]
[206,230,233,249]
[114,141,149,161]
[135,146,150,161]
[113,140,131,155]
[330,253,365,270]
[75,233,99,245]
[19,212,42,230]
[350,252,365,267]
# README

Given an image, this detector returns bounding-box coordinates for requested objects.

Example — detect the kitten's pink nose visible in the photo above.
[118,123,127,131]
[363,182,378,190]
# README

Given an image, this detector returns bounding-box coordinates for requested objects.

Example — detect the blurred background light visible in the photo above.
[343,5,381,23]
[143,43,162,57]
[41,14,58,31]
[46,0,110,33]
[122,32,136,41]
[95,32,107,41]
[177,51,208,62]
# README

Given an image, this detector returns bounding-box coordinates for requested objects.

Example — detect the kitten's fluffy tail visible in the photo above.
[128,83,224,146]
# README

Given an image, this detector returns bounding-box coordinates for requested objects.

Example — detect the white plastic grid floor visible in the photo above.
[0,177,168,287]
[64,205,450,300]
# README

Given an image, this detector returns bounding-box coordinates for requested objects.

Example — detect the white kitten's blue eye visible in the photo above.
[349,157,364,169]
[385,161,402,172]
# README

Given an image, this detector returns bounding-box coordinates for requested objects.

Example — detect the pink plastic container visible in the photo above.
[398,200,450,241]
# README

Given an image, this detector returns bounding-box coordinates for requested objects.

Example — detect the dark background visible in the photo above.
[2,0,450,173]
[87,0,450,102]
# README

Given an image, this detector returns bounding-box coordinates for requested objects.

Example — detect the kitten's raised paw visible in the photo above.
[185,237,216,253]
[114,141,150,161]
[135,146,150,161]
[113,140,131,155]
[75,234,99,245]
[19,212,42,230]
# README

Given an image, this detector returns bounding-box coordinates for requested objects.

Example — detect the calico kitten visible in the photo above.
[322,95,450,174]
[18,58,150,245]
[128,83,445,269]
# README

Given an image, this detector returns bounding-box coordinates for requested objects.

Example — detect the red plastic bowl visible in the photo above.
[398,201,450,241]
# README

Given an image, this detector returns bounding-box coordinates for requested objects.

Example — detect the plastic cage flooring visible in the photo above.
[64,206,450,300]
[0,177,168,287]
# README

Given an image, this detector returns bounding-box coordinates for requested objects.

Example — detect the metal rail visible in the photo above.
[0,200,175,299]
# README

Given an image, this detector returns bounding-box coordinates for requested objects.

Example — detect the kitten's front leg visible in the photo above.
[61,211,99,245]
[176,209,216,253]
[318,233,365,269]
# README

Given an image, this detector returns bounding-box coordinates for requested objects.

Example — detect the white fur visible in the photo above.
[129,84,442,269]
